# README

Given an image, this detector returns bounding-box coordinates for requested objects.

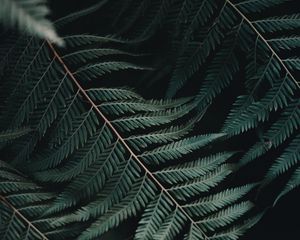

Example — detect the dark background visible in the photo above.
[48,1,300,239]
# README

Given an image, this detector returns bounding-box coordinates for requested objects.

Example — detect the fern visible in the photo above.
[0,31,260,239]
[223,74,297,135]
[275,166,300,205]
[264,134,300,188]
[268,36,300,51]
[108,0,300,133]
[1,0,300,239]
[165,3,236,97]
[0,0,62,45]
[0,127,31,143]
[0,160,54,239]
[239,99,300,166]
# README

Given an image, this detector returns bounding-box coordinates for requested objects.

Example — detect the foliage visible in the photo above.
[0,0,299,239]
[108,0,300,205]
[0,0,62,45]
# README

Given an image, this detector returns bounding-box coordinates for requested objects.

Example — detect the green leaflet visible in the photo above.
[264,134,300,187]
[0,127,32,143]
[239,99,300,166]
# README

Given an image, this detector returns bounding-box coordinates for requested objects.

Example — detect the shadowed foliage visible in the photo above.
[0,0,299,239]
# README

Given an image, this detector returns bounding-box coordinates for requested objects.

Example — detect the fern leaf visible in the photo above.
[167,5,237,97]
[77,177,156,240]
[54,0,109,28]
[283,57,300,71]
[1,33,240,240]
[168,165,234,201]
[195,35,240,111]
[183,184,256,217]
[62,34,131,47]
[0,161,54,240]
[275,166,300,204]
[100,97,193,116]
[30,109,100,171]
[234,0,289,14]
[264,134,300,185]
[126,118,196,152]
[207,213,264,240]
[87,87,142,101]
[152,208,186,240]
[62,48,141,65]
[4,2,300,235]
[1,33,253,239]
[154,152,235,184]
[0,127,31,143]
[223,73,297,135]
[268,36,300,51]
[253,14,300,33]
[134,193,173,240]
[0,0,62,45]
[140,134,225,165]
[239,99,300,166]
[74,61,150,81]
[197,201,254,233]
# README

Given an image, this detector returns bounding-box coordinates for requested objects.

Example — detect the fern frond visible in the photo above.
[206,213,264,240]
[54,0,109,28]
[134,193,173,240]
[275,166,300,205]
[126,117,197,152]
[76,177,156,240]
[99,97,193,116]
[154,152,236,184]
[283,57,300,71]
[1,30,262,239]
[2,0,300,235]
[62,34,136,48]
[0,161,54,240]
[74,61,150,81]
[167,4,238,97]
[239,99,300,166]
[0,127,31,143]
[140,134,225,165]
[223,73,297,135]
[62,48,141,65]
[253,14,300,33]
[233,0,289,14]
[196,201,254,233]
[87,87,142,101]
[0,0,62,45]
[168,165,234,201]
[264,134,300,186]
[30,109,100,171]
[183,184,256,217]
[1,34,247,240]
[268,36,300,51]
[195,34,240,111]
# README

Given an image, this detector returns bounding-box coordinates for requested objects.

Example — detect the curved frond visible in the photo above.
[0,127,31,143]
[0,0,62,45]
